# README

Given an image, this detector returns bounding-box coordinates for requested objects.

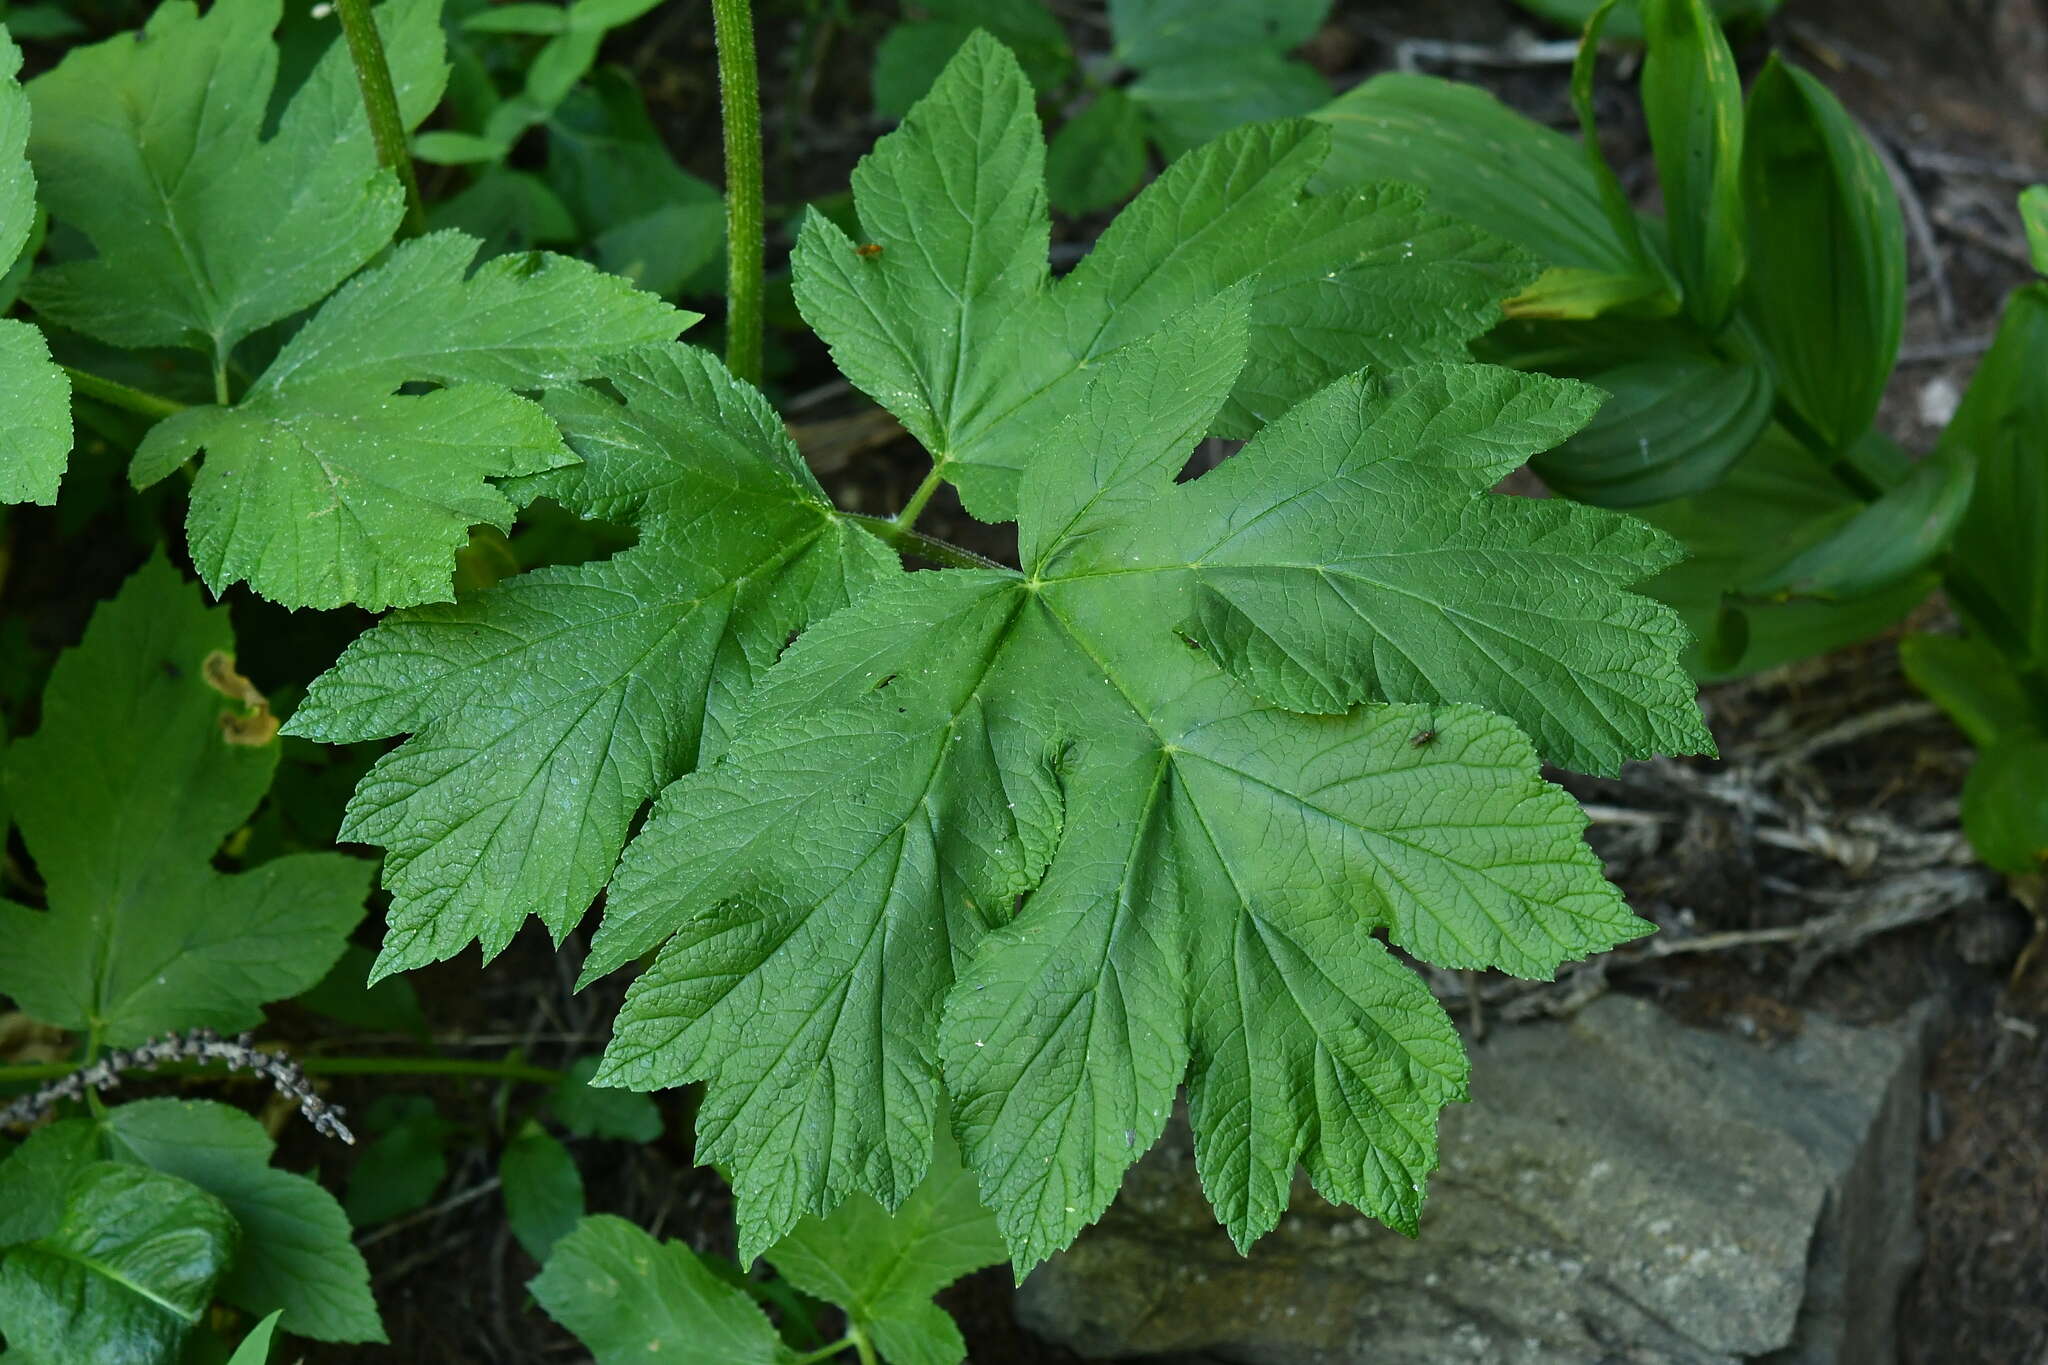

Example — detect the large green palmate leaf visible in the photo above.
[795,33,1533,522]
[588,294,1705,1269]
[285,343,897,979]
[131,231,689,610]
[0,29,70,506]
[0,556,369,1046]
[0,1162,236,1365]
[24,0,446,358]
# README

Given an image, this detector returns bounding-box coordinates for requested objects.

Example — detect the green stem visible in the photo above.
[0,1054,563,1087]
[790,1336,858,1365]
[335,0,426,236]
[841,512,1004,570]
[62,367,187,422]
[849,1323,878,1365]
[711,0,765,385]
[894,465,946,531]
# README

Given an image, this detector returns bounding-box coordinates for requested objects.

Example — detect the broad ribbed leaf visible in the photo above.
[1483,315,1774,508]
[286,344,895,979]
[593,297,1687,1269]
[131,232,689,610]
[0,558,367,1046]
[796,34,1531,521]
[1640,0,1747,330]
[1740,57,1904,452]
[1314,74,1663,314]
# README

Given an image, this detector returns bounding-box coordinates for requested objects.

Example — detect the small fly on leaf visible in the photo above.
[856,243,884,259]
[1410,729,1437,747]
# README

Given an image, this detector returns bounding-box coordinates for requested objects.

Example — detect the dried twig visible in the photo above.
[0,1028,354,1143]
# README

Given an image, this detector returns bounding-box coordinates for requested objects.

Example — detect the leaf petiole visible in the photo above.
[893,464,946,530]
[62,367,187,422]
[789,1335,859,1365]
[839,511,1003,570]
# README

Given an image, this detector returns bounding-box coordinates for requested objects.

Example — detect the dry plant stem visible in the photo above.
[712,0,766,385]
[0,1038,567,1143]
[335,0,426,236]
[1,1029,357,1143]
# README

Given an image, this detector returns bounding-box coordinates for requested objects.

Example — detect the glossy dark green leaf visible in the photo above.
[1901,633,2040,751]
[0,1162,236,1365]
[1640,0,1746,329]
[1943,284,2048,663]
[1486,316,1772,507]
[1740,56,1904,451]
[102,1099,383,1343]
[0,1120,98,1247]
[1962,734,2048,875]
[501,1122,586,1264]
[1046,89,1148,216]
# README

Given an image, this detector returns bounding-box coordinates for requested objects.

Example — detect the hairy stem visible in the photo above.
[64,367,188,421]
[335,0,426,236]
[711,0,766,385]
[841,512,1004,570]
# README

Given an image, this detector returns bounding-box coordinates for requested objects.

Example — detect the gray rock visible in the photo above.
[1017,995,1933,1365]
